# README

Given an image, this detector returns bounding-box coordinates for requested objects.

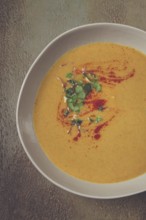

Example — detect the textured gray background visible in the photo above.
[0,0,146,219]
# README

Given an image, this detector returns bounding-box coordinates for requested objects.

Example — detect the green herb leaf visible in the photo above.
[66,72,73,79]
[71,94,78,103]
[77,80,83,85]
[65,88,74,97]
[67,94,78,104]
[67,102,80,112]
[75,85,83,94]
[67,98,73,103]
[73,105,81,112]
[78,102,84,107]
[88,73,98,81]
[68,79,77,85]
[77,91,86,99]
[89,117,95,123]
[71,119,83,126]
[76,119,83,126]
[95,116,103,123]
[67,102,74,111]
[83,73,98,82]
[93,82,102,92]
[89,116,103,123]
[83,83,92,95]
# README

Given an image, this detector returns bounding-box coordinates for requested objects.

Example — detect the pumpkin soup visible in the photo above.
[33,43,146,183]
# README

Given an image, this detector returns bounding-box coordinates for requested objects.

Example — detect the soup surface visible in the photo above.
[33,43,146,183]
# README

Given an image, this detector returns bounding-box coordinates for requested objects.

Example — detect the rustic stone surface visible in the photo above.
[0,0,146,219]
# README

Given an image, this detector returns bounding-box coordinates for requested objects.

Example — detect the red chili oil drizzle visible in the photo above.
[100,69,135,85]
[85,91,107,111]
[94,121,109,140]
[57,101,70,127]
[73,132,81,141]
[94,115,115,140]
[75,61,135,86]
[86,99,106,111]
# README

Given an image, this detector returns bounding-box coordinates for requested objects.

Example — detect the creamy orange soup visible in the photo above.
[33,43,146,183]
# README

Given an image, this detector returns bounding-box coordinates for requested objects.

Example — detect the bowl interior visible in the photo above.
[17,23,146,198]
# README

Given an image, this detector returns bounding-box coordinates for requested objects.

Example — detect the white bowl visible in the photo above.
[16,23,146,199]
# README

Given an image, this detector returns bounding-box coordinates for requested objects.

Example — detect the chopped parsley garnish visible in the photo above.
[66,72,73,79]
[58,69,104,136]
[64,71,103,113]
[95,116,103,123]
[83,72,98,82]
[89,116,103,123]
[75,85,83,93]
[71,119,83,126]
[93,81,102,92]
[83,83,92,95]
[68,79,77,85]
[65,88,74,97]
[89,117,95,123]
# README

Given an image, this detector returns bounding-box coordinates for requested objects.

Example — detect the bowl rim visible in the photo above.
[16,22,146,199]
